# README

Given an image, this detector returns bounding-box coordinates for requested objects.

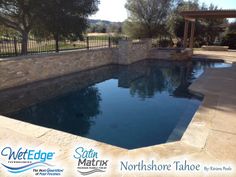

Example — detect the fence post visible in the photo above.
[86,36,89,50]
[13,37,18,56]
[108,36,111,48]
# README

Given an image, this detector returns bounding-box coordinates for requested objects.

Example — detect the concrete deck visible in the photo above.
[0,50,236,177]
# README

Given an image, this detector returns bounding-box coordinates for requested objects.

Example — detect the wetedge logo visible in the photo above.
[74,147,109,176]
[1,147,55,162]
[0,147,63,176]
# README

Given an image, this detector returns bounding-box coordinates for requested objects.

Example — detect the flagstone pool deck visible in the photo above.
[0,50,236,177]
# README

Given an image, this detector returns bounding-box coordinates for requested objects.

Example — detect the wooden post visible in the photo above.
[183,20,189,48]
[189,21,195,49]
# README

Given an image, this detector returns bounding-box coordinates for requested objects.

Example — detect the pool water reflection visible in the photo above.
[1,59,231,149]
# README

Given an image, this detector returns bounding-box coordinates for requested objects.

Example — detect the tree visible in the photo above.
[0,0,36,54]
[0,25,18,36]
[227,22,236,33]
[202,4,228,45]
[169,0,201,38]
[221,33,236,49]
[87,24,107,33]
[34,0,99,52]
[124,0,173,38]
[107,23,122,34]
[221,22,236,49]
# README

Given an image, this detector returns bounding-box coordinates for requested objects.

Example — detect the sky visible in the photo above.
[90,0,236,22]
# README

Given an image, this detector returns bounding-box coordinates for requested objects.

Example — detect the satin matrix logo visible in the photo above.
[74,146,109,176]
[0,146,64,176]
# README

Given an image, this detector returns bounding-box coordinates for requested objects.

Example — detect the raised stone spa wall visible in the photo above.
[0,39,192,90]
[148,48,193,60]
[118,40,152,64]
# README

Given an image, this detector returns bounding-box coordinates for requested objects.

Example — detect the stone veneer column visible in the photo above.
[118,39,152,65]
[118,40,132,65]
[143,38,152,51]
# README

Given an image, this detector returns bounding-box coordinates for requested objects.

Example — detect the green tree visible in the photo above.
[0,0,36,54]
[169,0,200,38]
[202,4,227,45]
[124,0,174,38]
[227,22,236,33]
[107,23,123,34]
[221,22,236,49]
[87,24,107,33]
[96,23,107,33]
[0,25,18,36]
[34,0,99,52]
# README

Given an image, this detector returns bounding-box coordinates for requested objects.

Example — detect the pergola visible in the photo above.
[180,10,236,48]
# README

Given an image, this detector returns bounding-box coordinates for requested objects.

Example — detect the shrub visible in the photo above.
[111,35,124,45]
[221,33,236,49]
[159,39,174,48]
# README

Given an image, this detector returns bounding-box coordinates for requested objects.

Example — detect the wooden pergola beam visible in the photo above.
[180,10,236,19]
[181,10,236,49]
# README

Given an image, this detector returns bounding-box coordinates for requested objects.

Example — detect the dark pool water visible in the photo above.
[1,59,231,149]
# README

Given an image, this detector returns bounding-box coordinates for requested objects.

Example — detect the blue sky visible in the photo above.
[90,0,236,22]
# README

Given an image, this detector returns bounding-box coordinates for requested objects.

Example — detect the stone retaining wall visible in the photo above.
[0,39,192,91]
[0,65,118,114]
[0,48,118,90]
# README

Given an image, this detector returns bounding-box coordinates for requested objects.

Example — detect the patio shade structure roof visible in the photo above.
[181,10,236,19]
[180,10,236,48]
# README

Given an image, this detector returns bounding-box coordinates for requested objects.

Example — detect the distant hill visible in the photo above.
[89,19,113,25]
[87,19,123,33]
[88,19,123,26]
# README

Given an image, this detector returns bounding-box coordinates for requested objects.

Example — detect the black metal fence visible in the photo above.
[0,35,124,58]
[0,35,174,58]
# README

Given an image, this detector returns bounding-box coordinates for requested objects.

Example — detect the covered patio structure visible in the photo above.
[180,10,236,48]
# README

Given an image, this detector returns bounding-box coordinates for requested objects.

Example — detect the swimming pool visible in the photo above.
[0,59,231,149]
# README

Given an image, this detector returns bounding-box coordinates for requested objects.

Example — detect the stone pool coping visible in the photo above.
[0,51,236,176]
